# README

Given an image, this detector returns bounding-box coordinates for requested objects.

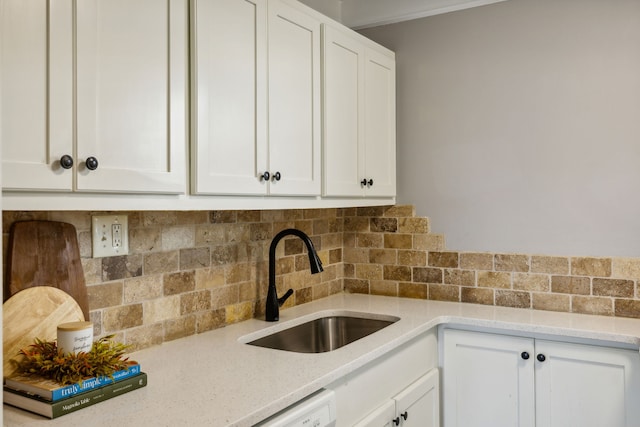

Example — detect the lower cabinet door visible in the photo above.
[353,400,395,427]
[442,329,536,427]
[354,369,439,427]
[394,368,439,427]
[535,339,640,427]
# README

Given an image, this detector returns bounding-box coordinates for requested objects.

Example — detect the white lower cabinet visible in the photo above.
[326,329,439,427]
[354,369,439,427]
[442,328,640,427]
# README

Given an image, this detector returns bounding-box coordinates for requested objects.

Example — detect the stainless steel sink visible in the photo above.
[246,314,399,353]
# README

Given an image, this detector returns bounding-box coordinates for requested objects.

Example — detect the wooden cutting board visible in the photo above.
[5,220,90,320]
[3,286,85,378]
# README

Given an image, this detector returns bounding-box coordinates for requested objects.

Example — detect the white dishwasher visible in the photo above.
[254,389,337,427]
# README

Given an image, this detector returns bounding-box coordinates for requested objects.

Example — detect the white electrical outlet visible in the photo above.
[92,215,129,258]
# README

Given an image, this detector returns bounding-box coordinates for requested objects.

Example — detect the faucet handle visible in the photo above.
[277,288,294,307]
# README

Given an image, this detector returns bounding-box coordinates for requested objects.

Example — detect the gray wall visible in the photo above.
[360,0,640,257]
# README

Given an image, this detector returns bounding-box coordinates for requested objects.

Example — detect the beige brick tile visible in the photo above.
[225,301,254,324]
[144,251,179,275]
[371,218,398,233]
[513,273,550,292]
[125,323,164,351]
[384,233,413,249]
[356,264,383,280]
[571,257,612,277]
[614,299,640,319]
[129,226,162,254]
[237,210,260,223]
[103,304,143,331]
[531,256,569,275]
[399,282,428,299]
[369,249,397,264]
[82,258,103,285]
[413,267,443,284]
[180,247,210,270]
[196,308,226,333]
[164,315,196,341]
[429,284,460,302]
[209,211,237,224]
[384,265,412,281]
[180,290,212,314]
[612,258,640,280]
[195,224,226,245]
[444,269,475,286]
[477,271,511,289]
[496,290,531,308]
[428,251,459,268]
[532,293,570,312]
[143,296,180,324]
[344,247,369,263]
[295,287,313,304]
[143,212,177,226]
[87,281,123,310]
[357,233,384,248]
[344,217,369,233]
[195,267,225,289]
[460,253,493,270]
[413,234,445,251]
[398,250,427,266]
[226,263,251,284]
[211,285,239,309]
[461,287,494,305]
[592,278,634,298]
[164,271,196,295]
[384,205,415,217]
[495,254,530,272]
[344,279,369,294]
[398,217,430,233]
[176,211,208,225]
[551,276,590,295]
[370,280,398,297]
[572,296,613,316]
[162,226,195,250]
[124,275,163,303]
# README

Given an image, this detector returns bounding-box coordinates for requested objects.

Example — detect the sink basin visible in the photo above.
[246,313,399,353]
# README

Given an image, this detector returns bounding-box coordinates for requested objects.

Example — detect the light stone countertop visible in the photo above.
[4,293,640,426]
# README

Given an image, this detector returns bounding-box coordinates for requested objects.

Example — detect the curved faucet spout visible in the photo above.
[266,229,324,321]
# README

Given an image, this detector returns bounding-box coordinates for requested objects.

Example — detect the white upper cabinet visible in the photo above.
[1,0,73,191]
[191,0,268,195]
[192,0,321,196]
[323,24,396,198]
[1,0,187,193]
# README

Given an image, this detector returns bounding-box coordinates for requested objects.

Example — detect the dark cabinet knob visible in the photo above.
[521,351,530,360]
[260,171,270,181]
[272,171,281,181]
[400,411,408,421]
[537,353,546,362]
[360,178,374,187]
[59,155,74,169]
[85,156,99,171]
[392,417,400,426]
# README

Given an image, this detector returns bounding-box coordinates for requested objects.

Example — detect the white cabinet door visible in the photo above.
[267,0,321,196]
[535,340,640,427]
[323,25,396,198]
[395,368,439,427]
[191,0,268,195]
[323,25,365,197]
[1,0,73,191]
[364,48,396,197]
[75,0,186,193]
[354,369,440,427]
[353,400,396,427]
[442,329,536,427]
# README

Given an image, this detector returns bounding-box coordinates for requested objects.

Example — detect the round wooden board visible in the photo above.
[3,286,85,378]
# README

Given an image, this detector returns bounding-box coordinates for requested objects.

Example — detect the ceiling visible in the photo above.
[299,0,510,29]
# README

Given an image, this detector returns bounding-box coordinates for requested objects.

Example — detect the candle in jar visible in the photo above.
[57,321,93,354]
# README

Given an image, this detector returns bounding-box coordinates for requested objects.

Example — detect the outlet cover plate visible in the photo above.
[92,215,129,258]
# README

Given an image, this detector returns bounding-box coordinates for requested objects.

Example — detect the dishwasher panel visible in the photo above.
[254,389,337,427]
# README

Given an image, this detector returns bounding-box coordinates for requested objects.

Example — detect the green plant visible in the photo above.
[13,335,131,385]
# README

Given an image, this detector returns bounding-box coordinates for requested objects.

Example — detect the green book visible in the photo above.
[3,372,147,419]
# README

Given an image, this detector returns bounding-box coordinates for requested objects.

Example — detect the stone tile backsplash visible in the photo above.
[3,205,640,351]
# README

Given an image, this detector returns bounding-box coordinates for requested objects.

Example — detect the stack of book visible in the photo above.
[3,362,146,419]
